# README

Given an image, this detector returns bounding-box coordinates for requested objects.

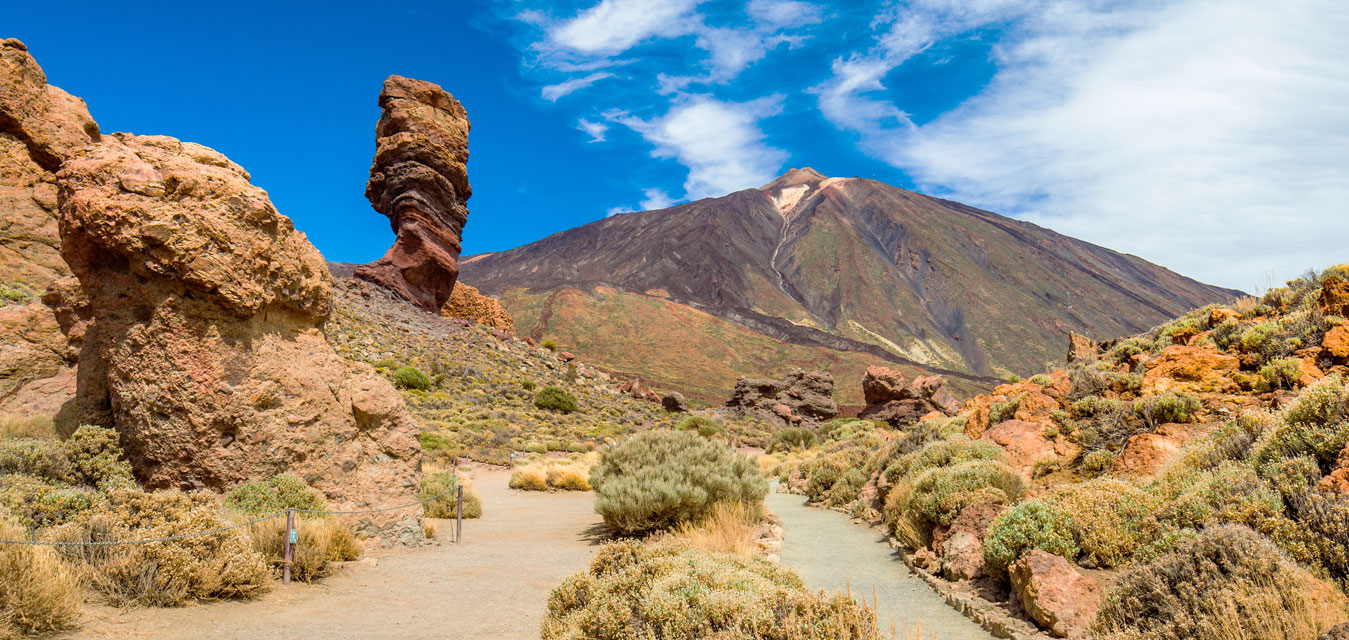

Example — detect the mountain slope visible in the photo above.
[461,168,1241,403]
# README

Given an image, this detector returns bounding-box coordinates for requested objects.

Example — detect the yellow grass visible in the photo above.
[0,518,80,635]
[669,502,760,557]
[510,452,597,492]
[0,415,56,440]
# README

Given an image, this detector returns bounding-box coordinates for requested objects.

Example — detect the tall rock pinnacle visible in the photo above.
[355,75,470,312]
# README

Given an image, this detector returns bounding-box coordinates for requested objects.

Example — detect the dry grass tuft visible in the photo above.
[0,416,57,440]
[508,466,548,491]
[669,502,760,557]
[0,516,80,636]
[243,515,360,583]
[511,453,598,492]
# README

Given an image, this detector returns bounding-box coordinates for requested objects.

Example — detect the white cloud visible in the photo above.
[640,188,676,209]
[549,0,704,54]
[577,118,609,142]
[747,0,820,26]
[613,95,788,199]
[542,72,615,101]
[606,206,634,217]
[819,0,1349,291]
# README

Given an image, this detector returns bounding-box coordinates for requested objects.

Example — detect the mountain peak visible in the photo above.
[760,167,827,191]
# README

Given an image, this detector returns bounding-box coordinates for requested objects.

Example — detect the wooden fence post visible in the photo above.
[283,508,295,585]
[456,484,464,544]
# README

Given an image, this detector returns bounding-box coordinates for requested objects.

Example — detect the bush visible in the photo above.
[768,427,817,453]
[1134,392,1201,428]
[509,467,548,491]
[988,393,1024,425]
[1090,525,1344,640]
[422,472,481,519]
[590,430,767,534]
[1258,357,1303,391]
[540,540,883,640]
[0,439,72,483]
[1045,479,1159,568]
[885,436,1004,483]
[225,474,328,516]
[521,380,537,391]
[805,460,844,503]
[827,468,867,507]
[49,489,269,606]
[541,340,557,352]
[244,516,360,583]
[676,415,724,438]
[903,460,1023,530]
[0,516,80,635]
[393,366,432,390]
[1081,450,1116,475]
[0,476,92,529]
[534,386,580,413]
[983,500,1078,580]
[64,425,135,489]
[546,466,591,491]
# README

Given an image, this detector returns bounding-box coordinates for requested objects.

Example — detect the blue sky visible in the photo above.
[8,0,1347,291]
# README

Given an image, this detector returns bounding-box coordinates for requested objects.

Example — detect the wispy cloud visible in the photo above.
[577,118,609,142]
[640,188,676,209]
[613,95,787,198]
[541,72,615,101]
[549,0,705,54]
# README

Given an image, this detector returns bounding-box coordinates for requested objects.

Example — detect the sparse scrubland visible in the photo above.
[510,452,598,492]
[775,266,1349,639]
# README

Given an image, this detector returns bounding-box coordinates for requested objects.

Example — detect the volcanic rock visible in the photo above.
[1065,332,1098,363]
[356,75,471,312]
[440,282,513,332]
[57,132,423,543]
[981,419,1077,479]
[726,368,837,424]
[936,502,1005,581]
[857,366,960,427]
[1143,345,1242,395]
[661,392,689,413]
[620,378,661,403]
[1009,550,1101,638]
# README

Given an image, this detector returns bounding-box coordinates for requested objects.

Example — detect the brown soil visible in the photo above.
[58,468,604,640]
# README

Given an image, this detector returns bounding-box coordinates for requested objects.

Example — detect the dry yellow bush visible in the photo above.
[48,489,269,606]
[511,453,597,492]
[0,416,56,440]
[243,516,360,583]
[0,517,80,636]
[545,466,591,491]
[509,467,548,491]
[669,502,760,557]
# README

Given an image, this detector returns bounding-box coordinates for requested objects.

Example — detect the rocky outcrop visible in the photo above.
[727,368,837,424]
[981,419,1078,480]
[1065,332,1098,363]
[619,378,661,403]
[57,132,423,543]
[857,366,960,427]
[440,282,513,332]
[356,75,470,312]
[1009,550,1101,638]
[661,392,688,413]
[0,38,100,417]
[935,502,1005,581]
[1143,345,1242,395]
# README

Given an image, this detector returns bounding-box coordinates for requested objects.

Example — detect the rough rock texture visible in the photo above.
[1009,550,1101,638]
[57,132,423,543]
[857,366,960,427]
[440,282,513,332]
[1113,423,1203,477]
[936,502,1005,581]
[661,392,688,413]
[726,368,837,424]
[0,38,101,416]
[1065,332,1098,363]
[1143,345,1242,395]
[981,419,1078,480]
[1322,623,1349,640]
[619,378,661,403]
[1325,324,1349,360]
[356,75,470,312]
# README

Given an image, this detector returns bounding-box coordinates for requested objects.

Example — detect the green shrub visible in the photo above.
[523,442,548,454]
[1134,392,1201,428]
[0,439,72,483]
[676,415,724,438]
[418,431,452,452]
[767,427,817,452]
[1282,374,1348,427]
[988,393,1024,425]
[224,474,328,516]
[422,472,481,519]
[393,366,432,390]
[827,468,867,507]
[819,417,869,441]
[983,500,1078,579]
[903,460,1023,529]
[1045,479,1158,568]
[0,475,93,529]
[805,460,844,502]
[521,380,537,391]
[372,358,400,370]
[534,386,580,413]
[541,540,883,640]
[64,425,134,489]
[1249,377,1349,474]
[884,435,1003,483]
[1257,357,1303,391]
[1090,525,1343,640]
[541,340,557,352]
[590,430,767,534]
[1081,450,1116,475]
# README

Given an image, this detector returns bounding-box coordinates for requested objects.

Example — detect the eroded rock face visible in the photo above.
[440,282,513,332]
[356,75,470,312]
[1009,550,1101,638]
[857,366,960,427]
[620,378,661,403]
[726,368,837,424]
[57,132,423,543]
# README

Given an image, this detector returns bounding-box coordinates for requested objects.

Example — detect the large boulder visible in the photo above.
[726,368,837,424]
[440,282,513,332]
[1143,345,1242,395]
[356,75,471,312]
[857,366,960,427]
[936,502,1005,581]
[1065,332,1098,363]
[1009,550,1101,638]
[57,132,423,544]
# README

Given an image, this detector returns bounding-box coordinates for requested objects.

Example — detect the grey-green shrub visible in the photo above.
[225,474,328,516]
[64,425,134,489]
[422,472,481,519]
[590,430,767,534]
[676,415,724,438]
[983,500,1078,579]
[393,366,432,390]
[768,427,817,452]
[827,468,867,507]
[903,460,1023,529]
[534,386,580,413]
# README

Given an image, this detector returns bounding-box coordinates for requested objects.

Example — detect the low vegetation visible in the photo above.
[510,452,597,492]
[422,471,483,519]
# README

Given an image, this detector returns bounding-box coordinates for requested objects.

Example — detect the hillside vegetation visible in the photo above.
[773,265,1349,639]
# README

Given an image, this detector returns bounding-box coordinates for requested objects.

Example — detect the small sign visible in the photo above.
[289,529,298,544]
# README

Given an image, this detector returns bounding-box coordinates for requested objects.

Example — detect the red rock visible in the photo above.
[1113,423,1195,478]
[557,351,576,363]
[939,502,1006,581]
[1066,332,1098,363]
[440,282,514,332]
[1009,550,1101,638]
[619,378,661,402]
[356,75,471,312]
[857,366,960,427]
[981,419,1075,479]
[1324,324,1349,360]
[1320,274,1349,317]
[772,403,793,419]
[1143,345,1242,394]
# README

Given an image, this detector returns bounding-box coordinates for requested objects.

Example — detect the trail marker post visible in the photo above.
[283,508,296,585]
[456,484,464,543]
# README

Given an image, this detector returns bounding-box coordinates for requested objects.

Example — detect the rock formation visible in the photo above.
[0,38,99,417]
[1009,550,1101,638]
[856,366,961,427]
[726,369,837,424]
[57,131,423,543]
[440,282,513,332]
[619,378,661,403]
[356,75,470,312]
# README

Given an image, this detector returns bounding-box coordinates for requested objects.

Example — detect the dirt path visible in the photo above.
[767,491,994,639]
[61,468,603,640]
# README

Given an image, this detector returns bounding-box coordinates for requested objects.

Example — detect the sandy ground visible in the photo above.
[59,468,604,640]
[767,491,995,639]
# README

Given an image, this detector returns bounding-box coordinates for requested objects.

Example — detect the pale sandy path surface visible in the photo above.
[767,491,995,640]
[59,468,603,640]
